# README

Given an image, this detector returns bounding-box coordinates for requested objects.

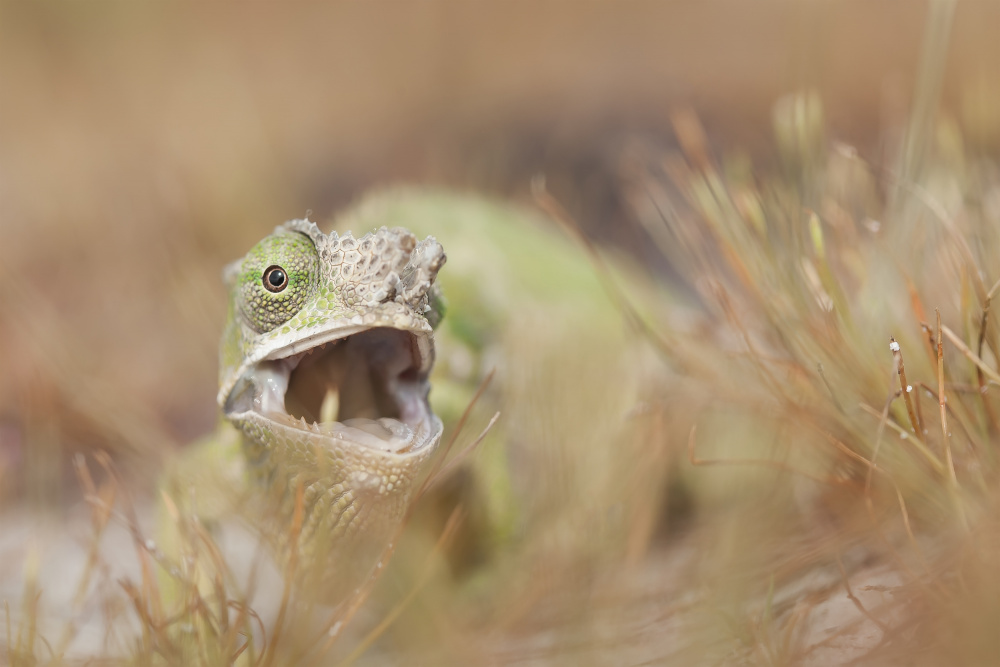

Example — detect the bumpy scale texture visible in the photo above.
[238,233,319,332]
[219,220,446,599]
[220,221,445,403]
[237,417,430,598]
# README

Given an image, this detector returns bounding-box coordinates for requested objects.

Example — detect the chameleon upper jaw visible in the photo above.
[223,326,436,454]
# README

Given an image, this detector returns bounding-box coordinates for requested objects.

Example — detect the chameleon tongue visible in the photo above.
[319,387,340,424]
[251,360,290,415]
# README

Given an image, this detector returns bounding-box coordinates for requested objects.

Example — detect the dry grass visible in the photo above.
[9,95,1000,664]
[4,3,1000,666]
[617,83,1000,661]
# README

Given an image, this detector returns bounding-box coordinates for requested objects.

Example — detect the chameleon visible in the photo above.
[159,190,651,648]
[162,216,448,603]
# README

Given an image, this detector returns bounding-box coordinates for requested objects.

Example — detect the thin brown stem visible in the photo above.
[532,177,680,364]
[938,312,956,485]
[817,362,845,414]
[335,507,466,667]
[937,311,968,531]
[814,426,933,580]
[859,402,943,473]
[414,369,495,503]
[939,322,1000,385]
[890,336,922,434]
[913,381,925,437]
[975,278,1000,434]
[835,554,888,633]
[914,382,987,459]
[857,385,932,589]
[425,412,501,491]
[687,426,851,487]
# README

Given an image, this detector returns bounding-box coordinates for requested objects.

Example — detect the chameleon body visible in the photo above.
[165,218,447,602]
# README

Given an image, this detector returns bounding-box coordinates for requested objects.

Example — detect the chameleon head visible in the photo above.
[218,218,445,599]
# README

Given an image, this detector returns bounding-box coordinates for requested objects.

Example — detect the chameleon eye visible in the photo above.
[263,266,288,292]
[238,232,318,333]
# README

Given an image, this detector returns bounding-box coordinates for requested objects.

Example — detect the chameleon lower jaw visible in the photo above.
[216,325,442,603]
[222,326,437,455]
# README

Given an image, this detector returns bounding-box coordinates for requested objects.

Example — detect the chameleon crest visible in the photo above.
[219,219,446,599]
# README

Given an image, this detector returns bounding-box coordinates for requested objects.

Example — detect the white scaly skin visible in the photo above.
[164,219,446,603]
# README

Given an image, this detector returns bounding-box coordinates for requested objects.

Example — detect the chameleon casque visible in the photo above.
[165,217,448,603]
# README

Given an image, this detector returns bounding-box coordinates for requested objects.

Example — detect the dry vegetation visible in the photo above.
[3,2,1000,666]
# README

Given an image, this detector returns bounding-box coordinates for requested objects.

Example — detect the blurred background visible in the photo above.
[2,1,1000,664]
[4,0,1000,484]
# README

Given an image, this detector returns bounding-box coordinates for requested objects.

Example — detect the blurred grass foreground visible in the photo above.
[4,2,1000,665]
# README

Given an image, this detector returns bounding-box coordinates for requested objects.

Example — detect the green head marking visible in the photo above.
[237,232,319,333]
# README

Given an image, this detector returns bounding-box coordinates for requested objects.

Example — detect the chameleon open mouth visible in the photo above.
[223,326,438,454]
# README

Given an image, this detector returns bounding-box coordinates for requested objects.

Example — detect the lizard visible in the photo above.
[161,218,448,604]
[158,190,655,663]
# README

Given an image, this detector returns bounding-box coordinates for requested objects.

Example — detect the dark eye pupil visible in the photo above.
[263,266,288,292]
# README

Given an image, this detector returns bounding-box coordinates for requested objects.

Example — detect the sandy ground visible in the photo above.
[0,498,914,664]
